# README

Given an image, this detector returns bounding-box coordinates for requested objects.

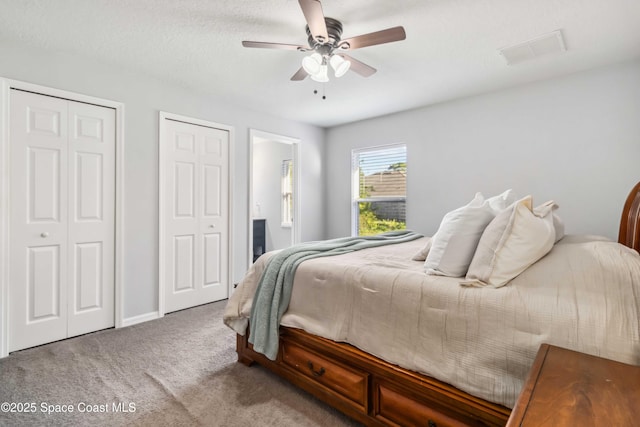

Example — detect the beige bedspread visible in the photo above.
[224,235,640,408]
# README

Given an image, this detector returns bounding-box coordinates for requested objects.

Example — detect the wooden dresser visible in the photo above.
[507,343,640,426]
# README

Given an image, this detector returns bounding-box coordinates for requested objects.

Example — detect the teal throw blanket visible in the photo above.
[248,230,423,360]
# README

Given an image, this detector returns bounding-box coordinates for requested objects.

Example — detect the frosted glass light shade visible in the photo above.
[302,53,322,75]
[310,64,329,82]
[330,54,351,78]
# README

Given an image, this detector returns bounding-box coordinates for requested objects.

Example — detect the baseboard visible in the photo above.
[121,311,161,328]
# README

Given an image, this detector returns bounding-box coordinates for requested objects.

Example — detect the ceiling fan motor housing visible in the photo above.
[306,17,344,53]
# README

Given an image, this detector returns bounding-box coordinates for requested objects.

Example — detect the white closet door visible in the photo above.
[164,119,229,313]
[67,100,115,336]
[9,91,69,351]
[8,90,115,352]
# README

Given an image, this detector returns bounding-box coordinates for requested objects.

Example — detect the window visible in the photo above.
[281,159,293,227]
[352,144,407,236]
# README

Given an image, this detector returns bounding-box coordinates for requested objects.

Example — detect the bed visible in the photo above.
[224,182,640,427]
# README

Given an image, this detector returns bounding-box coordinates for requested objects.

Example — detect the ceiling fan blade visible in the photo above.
[242,41,304,51]
[341,26,406,50]
[291,67,308,81]
[340,54,376,77]
[298,0,328,42]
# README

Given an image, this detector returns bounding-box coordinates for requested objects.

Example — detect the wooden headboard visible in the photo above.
[619,181,640,252]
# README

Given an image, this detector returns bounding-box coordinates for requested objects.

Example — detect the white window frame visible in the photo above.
[281,159,293,227]
[351,143,407,236]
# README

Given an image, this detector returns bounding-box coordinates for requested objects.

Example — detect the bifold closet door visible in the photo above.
[9,90,115,352]
[164,119,229,313]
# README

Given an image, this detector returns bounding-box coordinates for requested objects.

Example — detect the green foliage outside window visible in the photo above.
[358,202,405,236]
[355,149,407,236]
[357,164,406,235]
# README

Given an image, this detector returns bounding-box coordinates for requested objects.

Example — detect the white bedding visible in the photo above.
[224,235,640,408]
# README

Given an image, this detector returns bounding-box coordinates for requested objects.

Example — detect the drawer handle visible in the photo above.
[306,361,325,377]
[428,420,437,427]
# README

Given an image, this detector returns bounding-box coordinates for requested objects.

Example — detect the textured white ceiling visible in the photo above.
[1,0,639,127]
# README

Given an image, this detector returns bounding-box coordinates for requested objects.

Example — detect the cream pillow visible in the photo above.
[553,213,565,242]
[424,190,517,277]
[461,196,557,288]
[411,238,432,261]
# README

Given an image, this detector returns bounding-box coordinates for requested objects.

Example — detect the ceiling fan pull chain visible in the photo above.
[312,85,327,100]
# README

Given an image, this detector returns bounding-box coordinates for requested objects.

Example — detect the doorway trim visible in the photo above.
[248,129,301,270]
[158,111,234,317]
[0,77,125,358]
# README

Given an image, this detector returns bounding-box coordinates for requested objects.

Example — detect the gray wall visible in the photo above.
[4,40,639,322]
[0,42,326,320]
[253,140,293,252]
[325,59,640,240]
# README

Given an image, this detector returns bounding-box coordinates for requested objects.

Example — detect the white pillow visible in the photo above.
[424,193,493,277]
[411,238,432,261]
[486,189,517,214]
[461,196,557,288]
[424,190,517,277]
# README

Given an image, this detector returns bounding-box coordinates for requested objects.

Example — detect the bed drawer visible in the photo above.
[281,339,368,409]
[374,380,488,427]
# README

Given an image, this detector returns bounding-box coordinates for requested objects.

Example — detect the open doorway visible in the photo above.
[249,129,300,267]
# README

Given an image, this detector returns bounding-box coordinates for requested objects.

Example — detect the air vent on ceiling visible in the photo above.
[499,30,566,65]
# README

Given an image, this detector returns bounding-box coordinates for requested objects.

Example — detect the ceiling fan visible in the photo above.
[242,0,406,82]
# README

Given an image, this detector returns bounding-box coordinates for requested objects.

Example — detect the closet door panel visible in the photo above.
[9,90,69,352]
[67,100,115,337]
[164,119,229,313]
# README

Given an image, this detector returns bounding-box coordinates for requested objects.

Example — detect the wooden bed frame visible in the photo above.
[619,181,640,253]
[236,182,640,427]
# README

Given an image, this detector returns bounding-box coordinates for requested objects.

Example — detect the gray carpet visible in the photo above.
[0,300,361,426]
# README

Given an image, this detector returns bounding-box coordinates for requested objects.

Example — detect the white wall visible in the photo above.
[0,42,325,321]
[253,140,293,252]
[325,59,640,240]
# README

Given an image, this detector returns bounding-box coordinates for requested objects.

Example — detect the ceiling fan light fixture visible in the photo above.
[330,54,351,78]
[302,52,322,75]
[310,64,329,82]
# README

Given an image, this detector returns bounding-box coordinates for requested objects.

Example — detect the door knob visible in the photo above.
[40,232,49,238]
[209,225,215,228]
